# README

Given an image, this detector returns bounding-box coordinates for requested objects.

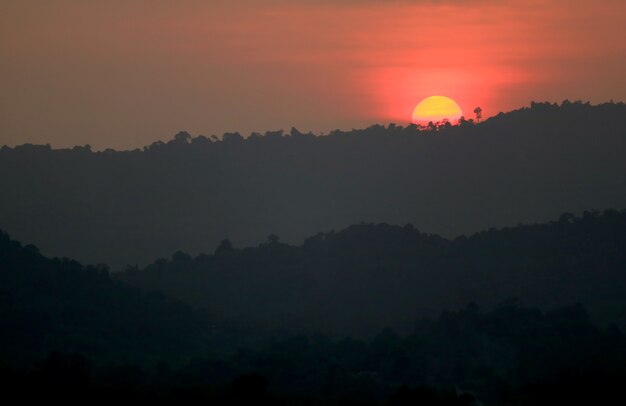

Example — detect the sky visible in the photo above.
[1,0,625,150]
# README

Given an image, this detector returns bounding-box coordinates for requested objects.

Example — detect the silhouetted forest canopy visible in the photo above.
[2,208,626,403]
[2,101,626,404]
[0,229,217,367]
[120,209,626,336]
[1,101,625,268]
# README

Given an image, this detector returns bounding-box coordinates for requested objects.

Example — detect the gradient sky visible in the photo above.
[1,0,625,149]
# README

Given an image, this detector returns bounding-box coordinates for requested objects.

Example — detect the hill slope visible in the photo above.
[120,209,626,336]
[1,101,625,267]
[0,230,216,367]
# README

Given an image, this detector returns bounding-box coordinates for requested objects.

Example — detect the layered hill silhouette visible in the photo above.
[0,229,217,366]
[120,209,626,336]
[2,213,626,404]
[1,101,625,268]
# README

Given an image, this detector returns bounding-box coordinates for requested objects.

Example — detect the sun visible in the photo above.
[412,96,463,124]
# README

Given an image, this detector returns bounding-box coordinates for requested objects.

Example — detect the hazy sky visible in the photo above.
[1,0,625,149]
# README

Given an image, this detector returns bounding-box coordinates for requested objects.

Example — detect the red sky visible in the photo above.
[1,0,625,149]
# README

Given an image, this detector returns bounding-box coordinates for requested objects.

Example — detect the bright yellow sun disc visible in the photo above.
[412,96,463,124]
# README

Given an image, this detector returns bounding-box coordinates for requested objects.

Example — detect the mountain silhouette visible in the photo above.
[2,211,626,403]
[0,229,215,366]
[119,209,626,336]
[1,101,624,268]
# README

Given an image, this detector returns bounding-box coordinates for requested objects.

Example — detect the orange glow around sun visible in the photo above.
[412,96,463,124]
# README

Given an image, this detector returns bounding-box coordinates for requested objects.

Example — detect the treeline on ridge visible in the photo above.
[1,101,625,268]
[120,209,626,336]
[2,209,626,403]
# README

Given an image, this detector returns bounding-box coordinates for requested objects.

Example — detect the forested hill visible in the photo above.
[2,214,626,403]
[0,230,217,367]
[120,209,626,336]
[1,101,625,268]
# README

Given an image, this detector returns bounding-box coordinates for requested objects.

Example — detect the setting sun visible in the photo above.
[412,96,463,124]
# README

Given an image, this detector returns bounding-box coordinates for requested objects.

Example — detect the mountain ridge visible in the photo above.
[119,209,626,336]
[1,101,625,268]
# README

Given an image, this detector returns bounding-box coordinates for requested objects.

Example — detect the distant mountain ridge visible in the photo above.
[120,209,626,336]
[1,101,625,268]
[0,229,214,366]
[2,209,626,403]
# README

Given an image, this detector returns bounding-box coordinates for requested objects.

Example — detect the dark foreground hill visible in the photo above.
[120,209,626,336]
[3,219,626,404]
[0,230,218,367]
[1,101,625,268]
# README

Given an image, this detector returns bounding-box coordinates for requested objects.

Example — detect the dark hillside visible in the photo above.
[0,230,215,367]
[1,101,625,268]
[120,209,626,336]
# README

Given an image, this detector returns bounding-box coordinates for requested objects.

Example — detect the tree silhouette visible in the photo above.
[473,107,482,123]
[215,238,234,255]
[167,131,192,146]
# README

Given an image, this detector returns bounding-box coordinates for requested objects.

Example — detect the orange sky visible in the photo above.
[1,0,625,149]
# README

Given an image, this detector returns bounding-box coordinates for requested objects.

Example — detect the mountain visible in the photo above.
[1,101,625,268]
[0,229,216,367]
[0,227,626,405]
[119,209,626,336]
